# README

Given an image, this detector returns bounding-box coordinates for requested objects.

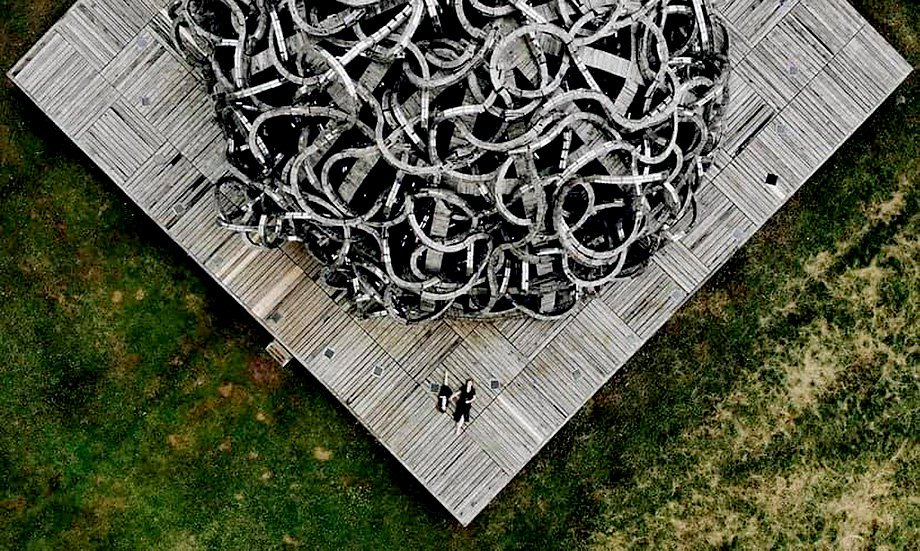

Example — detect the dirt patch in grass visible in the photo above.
[780,319,846,410]
[869,186,908,225]
[680,288,730,320]
[217,382,234,398]
[183,293,206,315]
[186,397,221,421]
[0,497,26,513]
[90,495,128,514]
[167,433,193,451]
[826,460,899,549]
[76,255,104,284]
[247,356,283,390]
[313,447,333,461]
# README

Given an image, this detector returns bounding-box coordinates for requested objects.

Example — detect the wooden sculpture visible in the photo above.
[170,0,730,322]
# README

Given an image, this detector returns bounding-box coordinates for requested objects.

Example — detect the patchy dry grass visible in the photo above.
[313,447,333,462]
[592,178,920,550]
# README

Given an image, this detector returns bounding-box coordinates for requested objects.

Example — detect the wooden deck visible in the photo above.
[8,0,911,525]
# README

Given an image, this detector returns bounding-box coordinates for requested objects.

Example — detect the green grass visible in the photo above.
[1,1,918,549]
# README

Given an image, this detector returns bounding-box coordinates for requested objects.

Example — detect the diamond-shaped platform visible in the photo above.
[9,0,910,525]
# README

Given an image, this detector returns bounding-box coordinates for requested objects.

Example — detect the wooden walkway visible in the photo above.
[8,0,911,525]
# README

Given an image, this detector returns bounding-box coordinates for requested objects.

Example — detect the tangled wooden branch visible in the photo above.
[170,0,729,322]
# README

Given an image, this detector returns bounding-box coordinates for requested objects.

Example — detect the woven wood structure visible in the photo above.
[170,0,730,322]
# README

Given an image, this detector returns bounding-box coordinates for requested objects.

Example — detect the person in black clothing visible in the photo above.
[451,378,476,435]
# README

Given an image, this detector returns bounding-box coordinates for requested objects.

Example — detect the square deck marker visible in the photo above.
[733,227,747,242]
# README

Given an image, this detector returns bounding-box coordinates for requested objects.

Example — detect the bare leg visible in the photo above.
[455,417,464,435]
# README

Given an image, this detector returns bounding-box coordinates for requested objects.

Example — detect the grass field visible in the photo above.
[1,1,918,549]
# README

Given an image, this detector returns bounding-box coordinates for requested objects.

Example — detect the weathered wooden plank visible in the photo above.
[8,32,119,137]
[102,25,198,129]
[452,466,507,525]
[493,311,579,362]
[553,299,637,378]
[9,31,73,93]
[825,25,914,112]
[711,75,776,173]
[56,3,124,69]
[357,318,464,380]
[601,264,687,338]
[652,241,710,293]
[262,278,344,349]
[793,0,863,55]
[145,7,199,73]
[719,11,754,64]
[294,311,379,372]
[190,133,233,183]
[682,184,757,268]
[78,98,165,184]
[279,241,322,280]
[714,114,811,224]
[737,2,843,110]
[439,323,529,403]
[499,365,572,438]
[221,250,289,302]
[328,348,400,407]
[425,440,506,519]
[123,143,209,230]
[174,204,236,262]
[151,84,224,168]
[527,350,605,417]
[444,317,482,338]
[80,0,155,49]
[721,0,799,46]
[249,264,307,319]
[466,393,547,474]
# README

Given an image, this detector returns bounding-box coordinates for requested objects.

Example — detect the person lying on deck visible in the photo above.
[437,371,452,414]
